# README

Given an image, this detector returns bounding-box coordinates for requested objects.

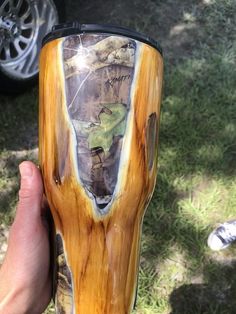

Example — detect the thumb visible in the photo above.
[15,161,43,224]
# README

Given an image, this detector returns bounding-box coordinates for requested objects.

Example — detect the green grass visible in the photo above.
[0,89,38,224]
[1,0,236,313]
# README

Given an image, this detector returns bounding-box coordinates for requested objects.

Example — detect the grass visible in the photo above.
[0,89,38,224]
[1,0,236,313]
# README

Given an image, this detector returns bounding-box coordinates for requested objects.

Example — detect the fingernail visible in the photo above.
[19,163,33,178]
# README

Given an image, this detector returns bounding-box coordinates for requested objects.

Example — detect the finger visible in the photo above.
[15,161,44,223]
[7,161,46,260]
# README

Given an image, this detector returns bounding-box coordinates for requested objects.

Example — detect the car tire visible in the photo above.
[0,0,65,94]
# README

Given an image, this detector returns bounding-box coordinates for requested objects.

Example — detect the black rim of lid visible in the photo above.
[42,22,163,55]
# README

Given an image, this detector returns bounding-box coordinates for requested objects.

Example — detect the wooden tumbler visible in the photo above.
[39,23,163,314]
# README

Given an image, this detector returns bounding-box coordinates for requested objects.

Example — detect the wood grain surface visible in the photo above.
[39,34,163,314]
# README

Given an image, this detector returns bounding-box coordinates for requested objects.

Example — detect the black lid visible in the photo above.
[42,22,162,55]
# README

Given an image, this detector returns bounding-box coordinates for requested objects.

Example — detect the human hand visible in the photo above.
[0,161,51,314]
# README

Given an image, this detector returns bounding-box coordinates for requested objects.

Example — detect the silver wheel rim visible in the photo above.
[0,0,58,79]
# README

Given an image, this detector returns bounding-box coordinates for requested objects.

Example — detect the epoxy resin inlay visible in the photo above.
[62,34,136,214]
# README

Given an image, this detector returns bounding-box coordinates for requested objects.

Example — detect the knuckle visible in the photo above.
[18,187,33,200]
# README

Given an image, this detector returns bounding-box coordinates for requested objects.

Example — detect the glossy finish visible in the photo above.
[39,32,163,314]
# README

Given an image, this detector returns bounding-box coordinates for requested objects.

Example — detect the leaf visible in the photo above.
[87,103,127,152]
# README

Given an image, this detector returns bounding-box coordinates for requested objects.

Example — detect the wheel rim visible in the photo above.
[0,0,58,79]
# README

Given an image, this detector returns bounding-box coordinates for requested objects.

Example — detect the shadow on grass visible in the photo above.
[68,0,202,63]
[141,172,236,312]
[0,88,38,151]
[169,261,236,314]
[169,282,236,314]
[0,88,38,222]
